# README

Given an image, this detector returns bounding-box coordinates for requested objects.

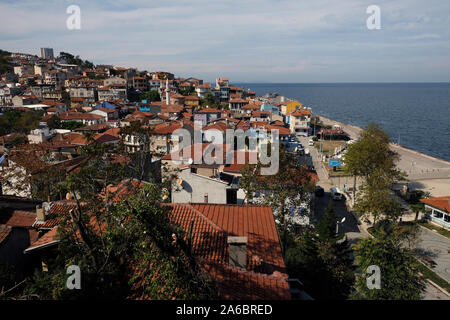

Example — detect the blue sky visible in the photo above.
[1,0,449,82]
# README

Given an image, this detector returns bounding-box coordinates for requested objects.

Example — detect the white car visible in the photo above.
[308,139,314,146]
[330,187,343,200]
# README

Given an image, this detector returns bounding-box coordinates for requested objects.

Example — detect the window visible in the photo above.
[444,214,450,223]
[434,211,443,219]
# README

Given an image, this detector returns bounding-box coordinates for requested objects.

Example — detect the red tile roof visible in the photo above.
[0,209,36,227]
[33,200,78,229]
[59,112,104,121]
[168,203,290,300]
[196,108,222,114]
[421,196,450,213]
[203,122,230,132]
[289,110,312,117]
[242,104,261,110]
[151,121,182,135]
[0,225,12,244]
[25,226,59,252]
[94,133,119,144]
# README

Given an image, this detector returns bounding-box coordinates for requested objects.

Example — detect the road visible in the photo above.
[413,226,450,283]
[298,135,450,300]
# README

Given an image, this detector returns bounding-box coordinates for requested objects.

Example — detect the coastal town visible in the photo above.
[0,48,450,301]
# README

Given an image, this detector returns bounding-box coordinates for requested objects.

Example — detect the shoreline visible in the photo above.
[316,114,450,167]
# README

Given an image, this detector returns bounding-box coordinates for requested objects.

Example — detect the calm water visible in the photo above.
[238,83,450,162]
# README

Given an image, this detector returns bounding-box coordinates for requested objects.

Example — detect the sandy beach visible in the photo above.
[317,115,450,197]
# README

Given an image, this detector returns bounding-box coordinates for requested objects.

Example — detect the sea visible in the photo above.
[237,83,450,162]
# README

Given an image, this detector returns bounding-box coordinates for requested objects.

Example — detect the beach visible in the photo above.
[318,115,450,197]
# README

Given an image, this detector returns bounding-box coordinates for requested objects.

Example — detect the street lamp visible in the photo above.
[336,217,346,235]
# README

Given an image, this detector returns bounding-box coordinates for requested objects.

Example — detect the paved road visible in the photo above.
[413,226,450,283]
[299,133,450,299]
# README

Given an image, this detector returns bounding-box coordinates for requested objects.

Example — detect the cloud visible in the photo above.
[400,33,441,40]
[0,0,449,82]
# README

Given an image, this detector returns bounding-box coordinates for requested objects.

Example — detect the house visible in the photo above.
[260,101,279,115]
[159,104,184,118]
[0,205,40,274]
[128,76,148,91]
[28,124,56,144]
[90,107,119,122]
[195,83,211,98]
[193,108,222,126]
[69,86,98,103]
[97,84,127,101]
[421,196,450,229]
[13,65,34,77]
[103,76,127,87]
[58,112,106,126]
[242,103,261,115]
[149,121,187,154]
[171,166,239,204]
[12,95,40,106]
[123,111,156,125]
[250,111,272,122]
[44,70,67,89]
[281,100,303,116]
[229,98,248,111]
[184,95,200,109]
[288,109,311,136]
[167,203,291,299]
[229,85,244,98]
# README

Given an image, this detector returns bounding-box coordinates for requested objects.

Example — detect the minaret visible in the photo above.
[165,79,170,105]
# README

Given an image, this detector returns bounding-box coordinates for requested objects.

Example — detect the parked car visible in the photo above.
[315,186,324,197]
[330,187,343,200]
[308,139,314,146]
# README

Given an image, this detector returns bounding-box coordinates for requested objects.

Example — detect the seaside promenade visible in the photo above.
[318,115,450,197]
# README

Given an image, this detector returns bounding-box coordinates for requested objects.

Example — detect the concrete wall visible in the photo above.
[172,169,228,204]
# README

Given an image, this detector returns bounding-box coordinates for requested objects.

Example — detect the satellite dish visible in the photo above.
[42,202,51,212]
[66,192,71,200]
[187,158,193,164]
[341,217,346,223]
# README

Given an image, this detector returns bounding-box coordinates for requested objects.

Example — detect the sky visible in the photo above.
[1,0,450,82]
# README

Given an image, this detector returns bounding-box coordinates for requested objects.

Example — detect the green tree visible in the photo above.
[285,201,355,299]
[47,114,62,129]
[61,121,84,130]
[344,123,403,223]
[139,90,161,102]
[353,234,425,300]
[16,145,216,300]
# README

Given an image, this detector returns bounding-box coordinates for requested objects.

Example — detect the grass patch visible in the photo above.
[416,262,450,293]
[368,223,450,293]
[417,221,450,239]
[314,140,347,156]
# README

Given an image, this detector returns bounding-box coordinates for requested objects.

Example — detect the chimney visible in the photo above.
[228,236,247,269]
[36,204,45,222]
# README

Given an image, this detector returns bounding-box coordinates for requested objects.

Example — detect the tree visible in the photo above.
[344,123,403,223]
[200,93,222,109]
[240,146,314,253]
[139,90,161,102]
[285,201,355,299]
[353,234,425,300]
[0,110,42,136]
[2,142,68,201]
[179,87,195,96]
[47,114,62,129]
[14,144,217,300]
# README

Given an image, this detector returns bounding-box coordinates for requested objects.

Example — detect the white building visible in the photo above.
[28,125,56,144]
